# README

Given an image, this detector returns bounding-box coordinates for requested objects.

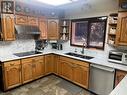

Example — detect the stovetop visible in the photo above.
[13,51,42,57]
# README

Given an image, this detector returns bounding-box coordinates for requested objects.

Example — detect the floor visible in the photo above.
[0,75,95,95]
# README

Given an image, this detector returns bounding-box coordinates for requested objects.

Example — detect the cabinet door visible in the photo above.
[1,14,15,41]
[53,55,59,74]
[116,12,127,45]
[45,54,55,75]
[28,16,38,26]
[15,15,28,25]
[115,70,127,87]
[39,18,47,39]
[73,65,89,88]
[3,60,21,90]
[61,60,73,80]
[21,58,33,84]
[33,56,45,79]
[48,19,59,40]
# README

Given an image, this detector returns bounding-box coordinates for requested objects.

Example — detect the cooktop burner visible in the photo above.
[14,51,42,57]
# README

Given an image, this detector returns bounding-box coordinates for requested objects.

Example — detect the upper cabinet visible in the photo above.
[39,17,48,39]
[0,14,15,41]
[48,19,59,40]
[28,16,38,26]
[116,12,127,46]
[15,15,28,25]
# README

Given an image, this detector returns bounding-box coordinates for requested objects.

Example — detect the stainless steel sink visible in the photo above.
[65,52,94,60]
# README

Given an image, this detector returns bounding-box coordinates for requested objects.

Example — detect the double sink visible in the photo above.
[14,51,94,60]
[65,52,94,60]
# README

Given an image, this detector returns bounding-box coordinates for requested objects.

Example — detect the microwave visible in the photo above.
[108,50,127,65]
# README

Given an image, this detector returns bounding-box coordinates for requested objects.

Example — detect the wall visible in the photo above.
[61,0,127,58]
[0,35,35,56]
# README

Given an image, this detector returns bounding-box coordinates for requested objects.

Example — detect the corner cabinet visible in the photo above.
[116,12,127,46]
[2,60,22,90]
[47,19,59,40]
[1,14,15,41]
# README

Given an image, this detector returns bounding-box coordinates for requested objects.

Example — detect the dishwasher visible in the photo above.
[89,64,115,95]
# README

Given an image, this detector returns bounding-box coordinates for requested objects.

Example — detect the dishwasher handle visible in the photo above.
[90,64,115,72]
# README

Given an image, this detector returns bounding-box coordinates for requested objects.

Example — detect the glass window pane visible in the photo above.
[89,22,106,47]
[72,21,88,46]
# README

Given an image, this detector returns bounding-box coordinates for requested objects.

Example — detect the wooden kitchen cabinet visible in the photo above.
[21,58,33,84]
[21,56,44,83]
[60,56,90,88]
[45,54,55,75]
[115,70,127,87]
[32,56,45,79]
[2,60,22,90]
[39,17,48,39]
[116,12,127,46]
[1,14,15,41]
[28,16,38,26]
[48,19,59,40]
[73,64,89,88]
[61,60,73,80]
[15,15,28,25]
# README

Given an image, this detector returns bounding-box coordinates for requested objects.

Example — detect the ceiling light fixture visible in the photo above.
[37,0,78,6]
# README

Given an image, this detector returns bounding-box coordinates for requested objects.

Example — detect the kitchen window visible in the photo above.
[71,16,107,50]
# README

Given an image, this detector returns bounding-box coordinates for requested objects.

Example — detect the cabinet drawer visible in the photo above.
[60,56,89,67]
[28,17,38,26]
[33,56,44,63]
[21,58,33,64]
[4,60,20,67]
[15,15,28,25]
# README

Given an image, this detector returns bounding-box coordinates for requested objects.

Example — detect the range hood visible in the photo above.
[15,25,40,35]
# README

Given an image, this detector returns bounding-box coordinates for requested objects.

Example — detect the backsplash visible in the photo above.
[0,35,35,56]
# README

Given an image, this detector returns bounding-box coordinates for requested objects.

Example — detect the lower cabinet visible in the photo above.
[2,60,22,90]
[45,54,55,75]
[33,56,45,79]
[59,56,90,89]
[115,70,127,87]
[21,56,44,84]
[21,58,33,84]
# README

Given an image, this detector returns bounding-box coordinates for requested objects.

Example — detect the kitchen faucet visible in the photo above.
[81,42,87,54]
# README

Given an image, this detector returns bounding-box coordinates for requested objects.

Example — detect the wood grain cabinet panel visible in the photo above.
[32,56,45,79]
[28,16,38,26]
[45,54,55,75]
[39,18,48,39]
[3,60,21,90]
[116,12,127,45]
[115,70,127,87]
[61,60,73,80]
[21,58,33,84]
[48,19,59,40]
[15,15,28,25]
[1,14,15,41]
[59,56,89,89]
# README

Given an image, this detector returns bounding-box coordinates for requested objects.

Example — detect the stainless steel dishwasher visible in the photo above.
[89,64,115,95]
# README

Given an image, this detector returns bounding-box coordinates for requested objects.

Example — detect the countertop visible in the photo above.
[109,75,127,95]
[0,50,127,72]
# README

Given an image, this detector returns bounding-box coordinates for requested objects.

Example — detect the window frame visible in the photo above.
[70,16,107,50]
